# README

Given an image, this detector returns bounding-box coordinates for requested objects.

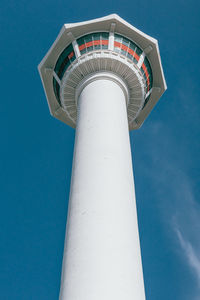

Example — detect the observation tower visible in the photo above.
[38,14,166,300]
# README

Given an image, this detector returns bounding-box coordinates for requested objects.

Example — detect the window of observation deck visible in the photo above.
[141,56,153,92]
[53,77,60,105]
[77,32,109,54]
[113,33,152,93]
[53,31,153,107]
[114,34,142,64]
[54,44,76,80]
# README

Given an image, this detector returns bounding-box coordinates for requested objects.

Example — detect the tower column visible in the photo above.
[59,73,146,300]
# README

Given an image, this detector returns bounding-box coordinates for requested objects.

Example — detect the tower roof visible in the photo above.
[38,14,167,130]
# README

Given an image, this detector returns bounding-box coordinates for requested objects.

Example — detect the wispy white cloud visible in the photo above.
[131,115,200,299]
[171,178,200,300]
[153,149,200,299]
[175,227,200,287]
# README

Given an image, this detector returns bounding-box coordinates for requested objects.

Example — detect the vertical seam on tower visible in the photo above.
[72,40,81,58]
[53,71,61,85]
[137,52,146,69]
[108,22,116,51]
[108,32,114,50]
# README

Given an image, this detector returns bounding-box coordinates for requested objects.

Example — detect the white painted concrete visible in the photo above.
[137,51,146,69]
[108,31,114,50]
[59,74,146,300]
[72,40,81,58]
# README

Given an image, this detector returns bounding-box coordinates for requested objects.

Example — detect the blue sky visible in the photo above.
[1,0,200,299]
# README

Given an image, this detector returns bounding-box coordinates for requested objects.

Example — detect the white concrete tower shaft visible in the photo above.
[38,14,167,300]
[59,73,146,300]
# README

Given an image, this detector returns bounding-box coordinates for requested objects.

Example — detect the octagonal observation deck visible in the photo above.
[38,14,167,130]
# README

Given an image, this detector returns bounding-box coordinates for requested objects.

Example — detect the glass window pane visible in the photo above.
[101,32,109,39]
[121,49,127,56]
[114,34,122,43]
[80,48,86,54]
[84,34,92,43]
[93,33,101,40]
[53,77,61,105]
[54,44,75,79]
[122,37,129,47]
[77,37,85,45]
[135,46,142,56]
